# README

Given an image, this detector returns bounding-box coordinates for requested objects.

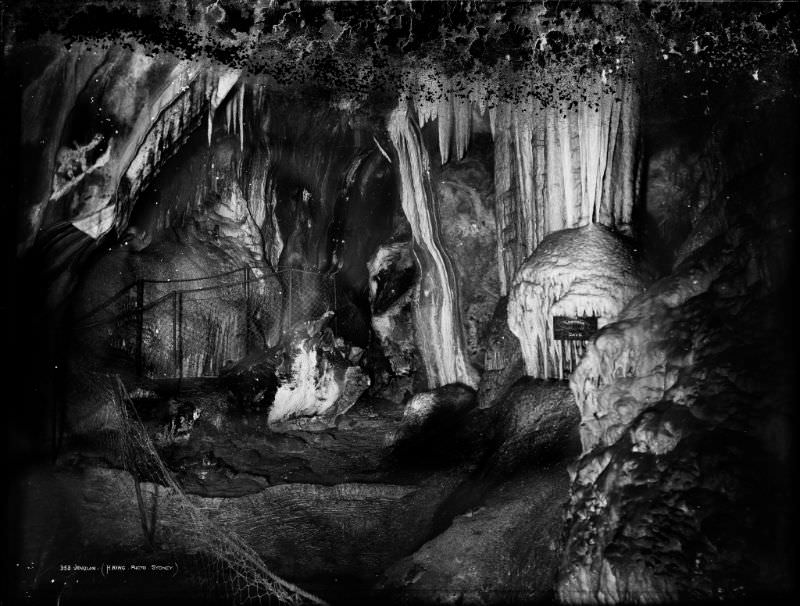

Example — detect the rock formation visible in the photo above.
[508,224,650,379]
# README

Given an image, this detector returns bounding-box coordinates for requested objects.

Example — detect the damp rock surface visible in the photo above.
[486,378,580,475]
[376,464,570,606]
[368,237,419,379]
[385,383,480,467]
[476,296,525,410]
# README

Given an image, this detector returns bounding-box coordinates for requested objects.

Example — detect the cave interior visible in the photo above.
[4,1,798,605]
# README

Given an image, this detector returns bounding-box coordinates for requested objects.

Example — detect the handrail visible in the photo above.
[141,265,264,284]
[126,264,325,285]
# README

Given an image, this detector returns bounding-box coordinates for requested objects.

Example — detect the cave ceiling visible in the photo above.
[7,1,797,249]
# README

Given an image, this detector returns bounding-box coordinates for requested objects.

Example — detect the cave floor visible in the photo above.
[14,378,497,605]
[70,376,453,497]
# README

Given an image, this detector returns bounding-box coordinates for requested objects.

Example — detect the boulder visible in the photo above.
[385,384,478,467]
[487,378,580,475]
[376,464,573,605]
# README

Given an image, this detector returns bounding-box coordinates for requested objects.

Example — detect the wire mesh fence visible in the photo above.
[75,266,336,380]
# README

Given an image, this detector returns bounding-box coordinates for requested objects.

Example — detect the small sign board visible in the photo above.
[553,316,598,341]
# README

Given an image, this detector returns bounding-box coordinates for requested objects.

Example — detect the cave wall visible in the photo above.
[430,135,499,371]
[16,38,403,379]
[558,96,797,603]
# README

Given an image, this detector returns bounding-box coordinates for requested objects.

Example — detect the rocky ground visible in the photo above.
[13,375,580,606]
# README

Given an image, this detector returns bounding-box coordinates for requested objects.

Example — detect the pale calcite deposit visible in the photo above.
[508,223,649,380]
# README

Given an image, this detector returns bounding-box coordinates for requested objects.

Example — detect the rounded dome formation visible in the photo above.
[508,223,649,379]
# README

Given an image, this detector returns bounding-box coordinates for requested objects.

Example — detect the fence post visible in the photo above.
[176,290,184,389]
[332,274,338,334]
[287,269,293,332]
[135,279,144,377]
[243,267,250,354]
[173,290,180,381]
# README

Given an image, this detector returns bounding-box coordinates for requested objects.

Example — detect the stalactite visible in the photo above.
[452,96,472,163]
[387,100,478,389]
[413,69,438,129]
[512,109,535,253]
[267,188,283,271]
[120,62,210,230]
[491,104,511,293]
[412,72,474,165]
[616,79,639,232]
[437,90,453,164]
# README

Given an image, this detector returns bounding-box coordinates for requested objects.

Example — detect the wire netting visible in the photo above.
[75,266,335,380]
[89,374,328,605]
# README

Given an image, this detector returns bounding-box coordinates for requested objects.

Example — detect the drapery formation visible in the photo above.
[387,100,478,389]
[490,78,640,294]
[19,46,246,249]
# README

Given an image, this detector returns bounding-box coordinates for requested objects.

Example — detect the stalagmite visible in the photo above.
[387,100,478,389]
[507,224,649,379]
[269,339,341,425]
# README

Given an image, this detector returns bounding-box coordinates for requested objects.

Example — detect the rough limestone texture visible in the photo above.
[559,191,794,603]
[486,378,580,475]
[368,237,418,378]
[15,464,460,603]
[376,465,570,606]
[643,132,723,262]
[376,380,581,605]
[385,383,478,466]
[433,153,500,368]
[476,297,524,409]
[508,224,650,380]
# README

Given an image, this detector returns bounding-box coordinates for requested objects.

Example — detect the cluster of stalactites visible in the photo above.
[223,81,246,151]
[405,71,639,297]
[413,71,476,165]
[491,77,639,294]
[207,69,243,148]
